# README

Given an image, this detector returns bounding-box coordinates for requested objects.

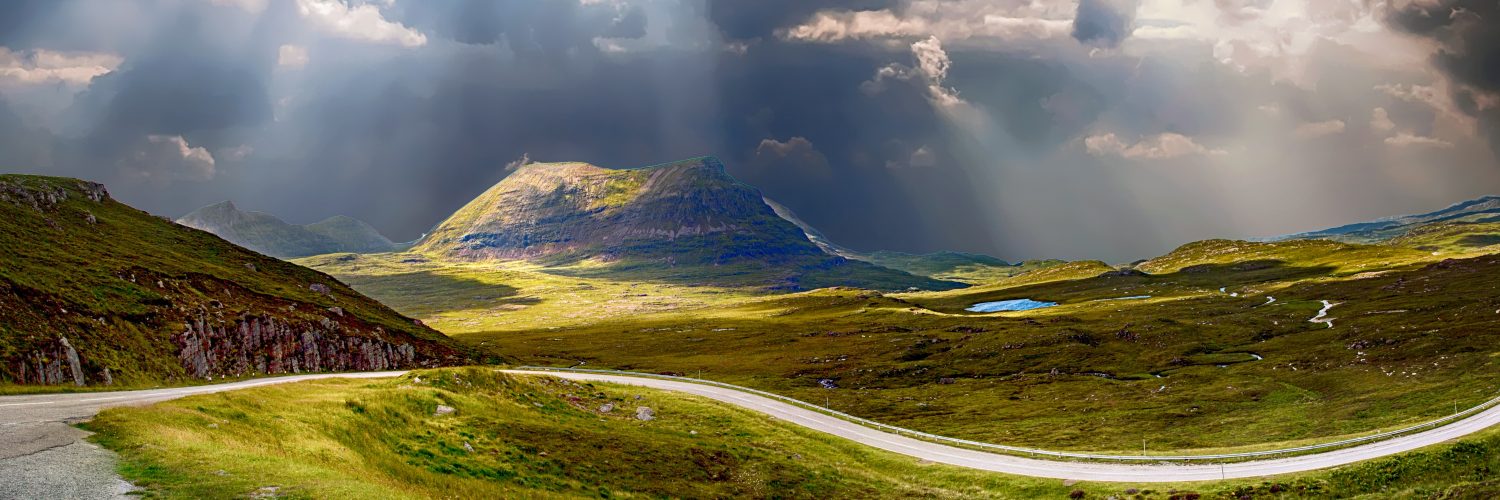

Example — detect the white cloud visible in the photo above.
[859,36,970,111]
[592,37,629,54]
[0,47,121,86]
[756,137,816,158]
[860,63,914,95]
[780,2,1073,44]
[1370,107,1395,133]
[296,0,427,47]
[504,153,533,172]
[119,135,217,182]
[1085,132,1227,160]
[1295,119,1346,139]
[1384,132,1453,149]
[1375,82,1476,132]
[754,137,833,176]
[278,44,309,69]
[1132,0,1430,87]
[910,36,964,109]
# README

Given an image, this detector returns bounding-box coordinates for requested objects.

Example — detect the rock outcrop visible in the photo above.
[13,337,86,386]
[174,314,419,379]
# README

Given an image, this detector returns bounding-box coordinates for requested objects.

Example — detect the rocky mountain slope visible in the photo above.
[765,195,1036,282]
[0,175,466,388]
[413,157,960,291]
[178,201,401,258]
[1275,195,1500,244]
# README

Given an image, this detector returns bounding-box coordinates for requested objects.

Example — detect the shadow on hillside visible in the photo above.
[1457,234,1500,247]
[338,270,541,317]
[535,257,964,293]
[920,259,1338,312]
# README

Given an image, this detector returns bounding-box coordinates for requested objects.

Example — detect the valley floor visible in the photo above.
[303,240,1500,455]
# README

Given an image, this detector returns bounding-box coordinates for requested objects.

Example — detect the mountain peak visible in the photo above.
[413,157,961,291]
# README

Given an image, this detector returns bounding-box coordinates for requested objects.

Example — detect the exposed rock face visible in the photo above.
[13,337,86,386]
[77,181,109,202]
[174,314,419,379]
[0,180,68,212]
[59,337,84,386]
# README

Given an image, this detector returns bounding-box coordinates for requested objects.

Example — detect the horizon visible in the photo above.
[165,154,1500,264]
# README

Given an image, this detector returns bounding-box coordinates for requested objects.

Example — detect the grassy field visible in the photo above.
[87,367,1500,499]
[304,235,1500,454]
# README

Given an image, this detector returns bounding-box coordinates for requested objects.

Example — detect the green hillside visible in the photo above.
[0,175,467,390]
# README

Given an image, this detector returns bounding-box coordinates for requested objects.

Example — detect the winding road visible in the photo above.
[2,368,1497,497]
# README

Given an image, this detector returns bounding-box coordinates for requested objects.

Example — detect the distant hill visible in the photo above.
[412,157,961,291]
[1274,195,1500,244]
[178,201,402,258]
[0,175,465,388]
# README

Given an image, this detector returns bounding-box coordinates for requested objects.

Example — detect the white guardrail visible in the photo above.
[517,365,1500,462]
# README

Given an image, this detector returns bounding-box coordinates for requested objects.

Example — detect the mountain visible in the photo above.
[178,201,401,258]
[412,157,961,291]
[1275,195,1500,244]
[0,175,466,388]
[764,195,1045,282]
[761,197,859,258]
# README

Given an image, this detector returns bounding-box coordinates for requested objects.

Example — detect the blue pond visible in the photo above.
[966,299,1058,313]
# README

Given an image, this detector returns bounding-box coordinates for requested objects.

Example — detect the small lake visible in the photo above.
[966,299,1058,313]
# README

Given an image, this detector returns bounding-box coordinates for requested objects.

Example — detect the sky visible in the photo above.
[0,0,1498,261]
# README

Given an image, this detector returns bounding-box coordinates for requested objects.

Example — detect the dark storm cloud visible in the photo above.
[4,0,1497,262]
[1072,0,1139,47]
[705,40,1003,254]
[1386,0,1500,154]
